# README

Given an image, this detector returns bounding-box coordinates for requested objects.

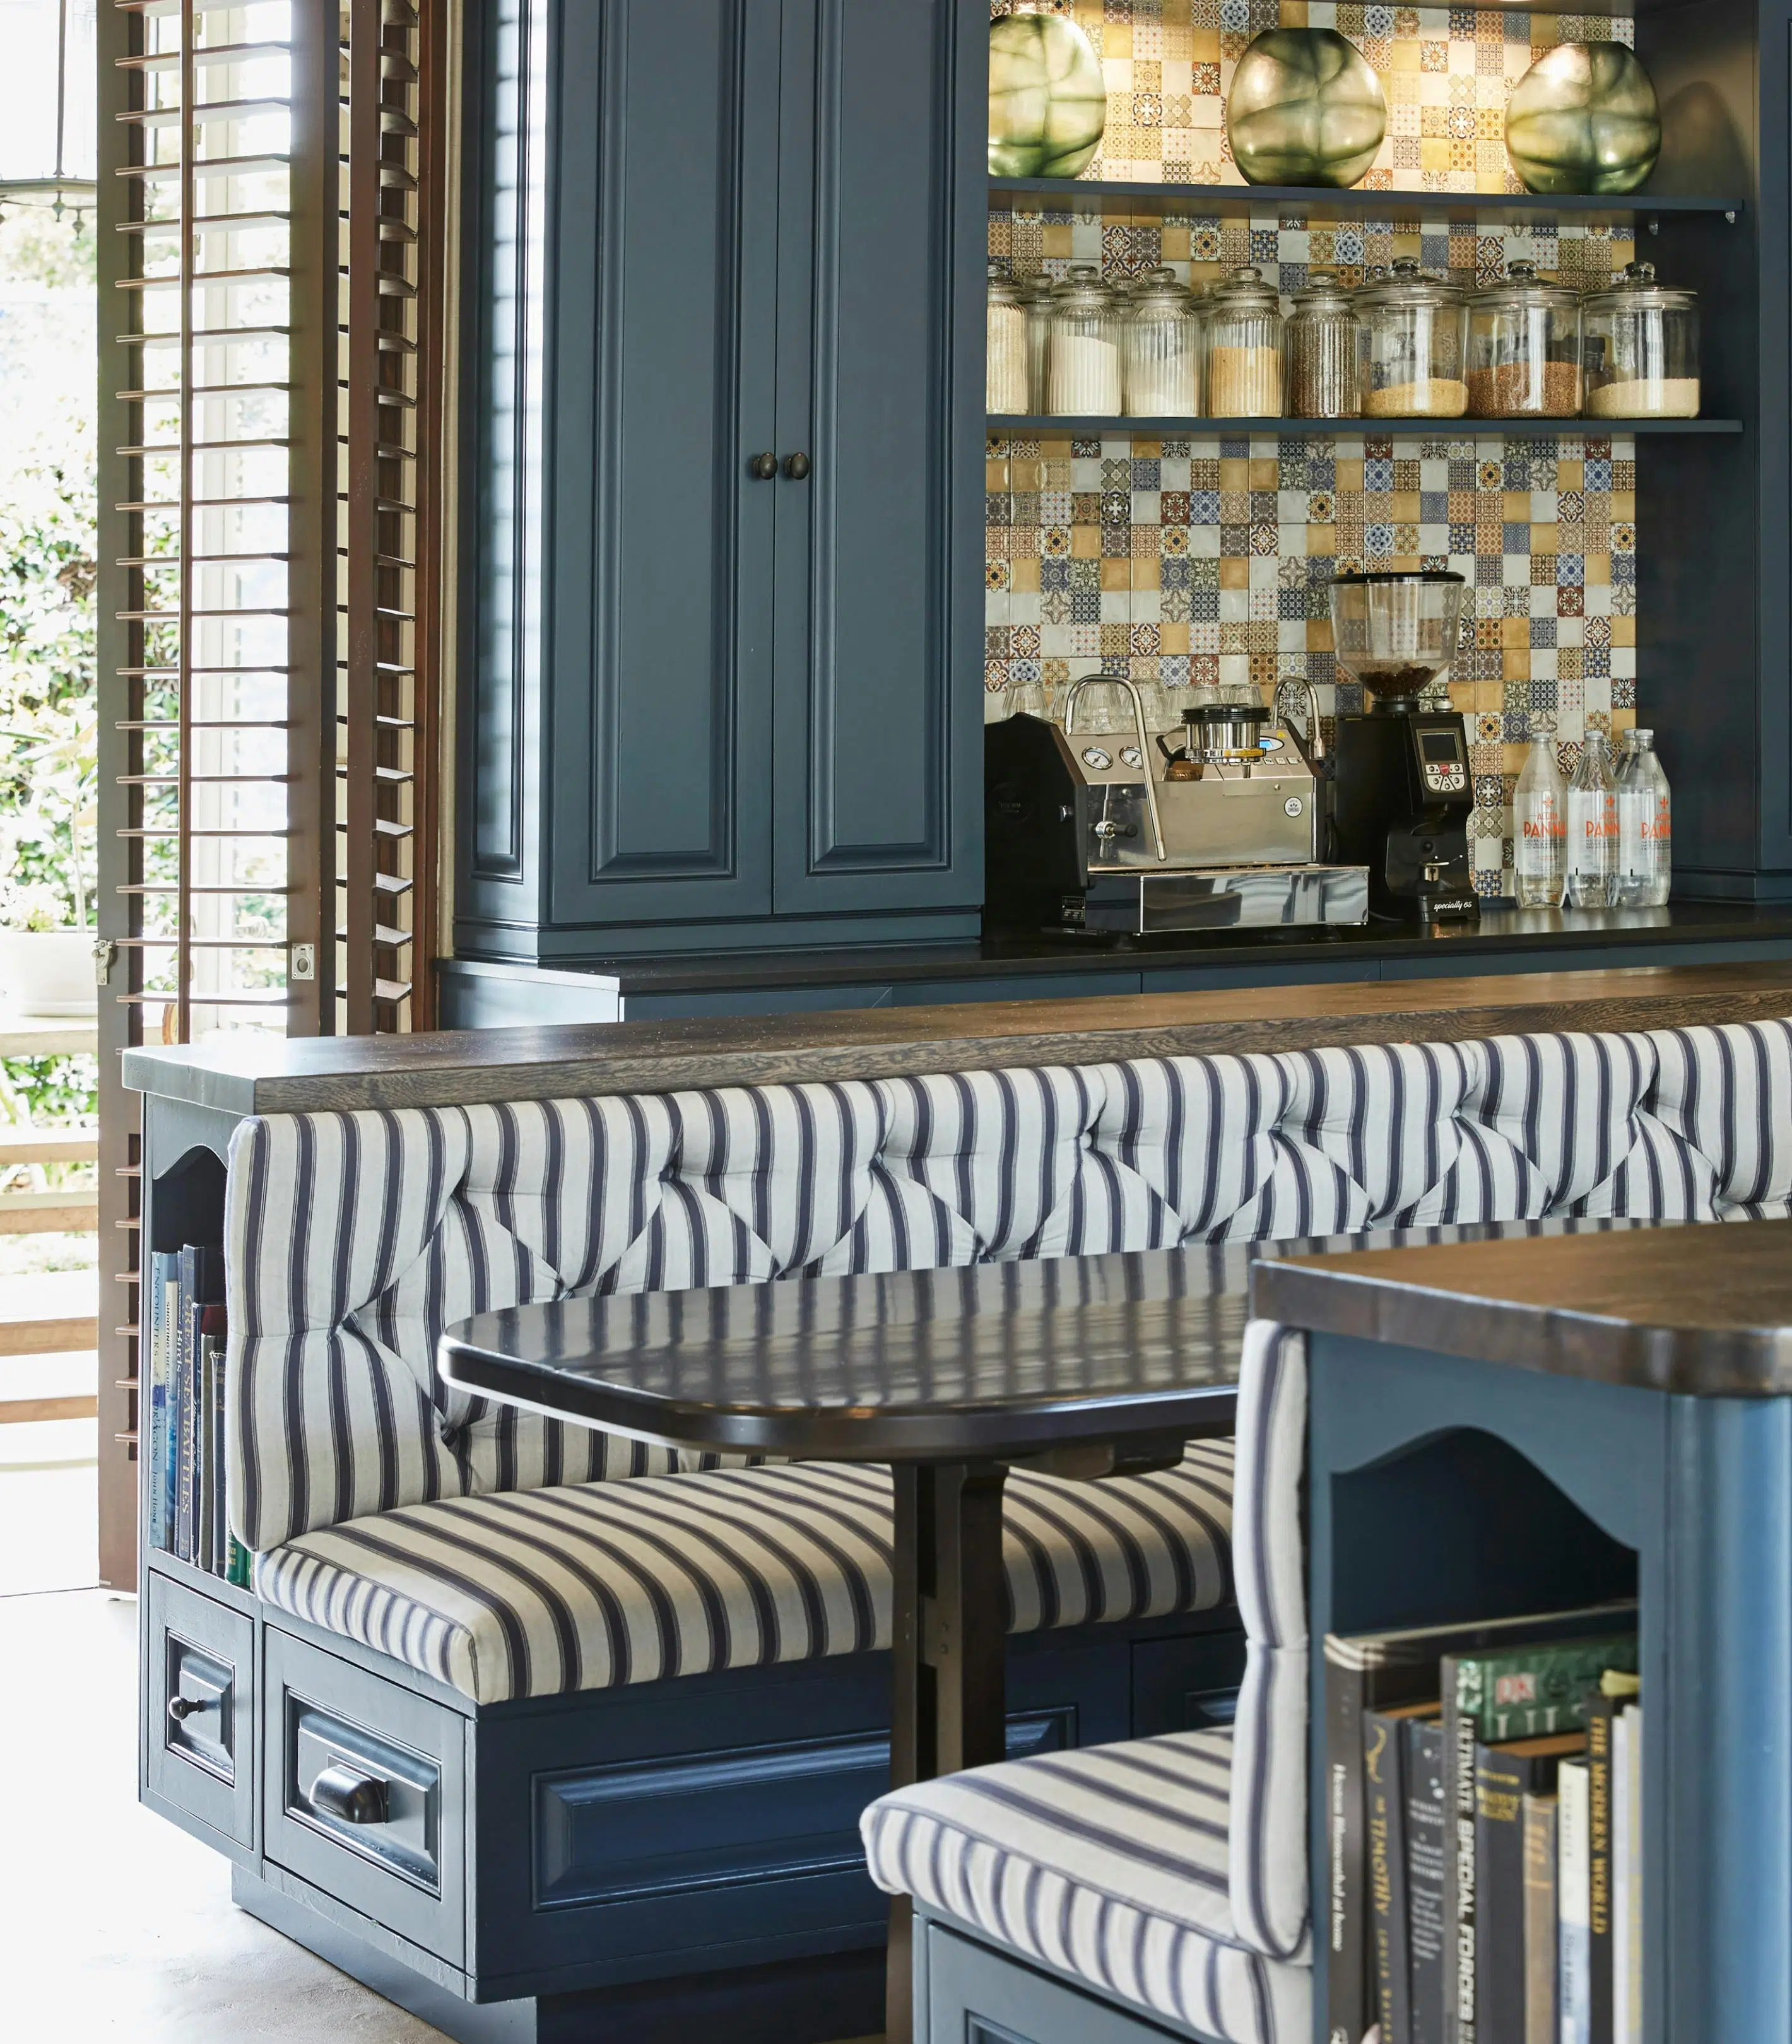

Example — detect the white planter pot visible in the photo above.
[0,930,98,1018]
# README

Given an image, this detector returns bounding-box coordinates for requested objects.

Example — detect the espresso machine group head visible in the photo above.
[1326,570,1480,924]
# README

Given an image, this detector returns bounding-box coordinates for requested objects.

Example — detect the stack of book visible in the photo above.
[146,1242,249,1586]
[1326,1602,1642,2044]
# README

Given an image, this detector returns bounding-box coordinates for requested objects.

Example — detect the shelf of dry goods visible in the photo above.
[989,177,1745,230]
[987,414,1745,438]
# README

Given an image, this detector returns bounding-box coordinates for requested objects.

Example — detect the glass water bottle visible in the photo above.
[1614,728,1672,905]
[1512,735,1566,908]
[1565,730,1619,908]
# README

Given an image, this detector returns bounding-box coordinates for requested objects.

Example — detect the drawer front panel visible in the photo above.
[264,1628,466,1965]
[534,1706,1071,1912]
[145,1571,256,1849]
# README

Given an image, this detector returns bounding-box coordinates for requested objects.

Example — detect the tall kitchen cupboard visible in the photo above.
[456,0,987,961]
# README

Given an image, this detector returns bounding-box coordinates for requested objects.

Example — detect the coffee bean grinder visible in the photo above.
[1326,569,1480,923]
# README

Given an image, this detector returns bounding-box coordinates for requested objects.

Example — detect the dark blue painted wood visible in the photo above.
[546,0,782,929]
[458,0,987,959]
[1306,1328,1792,2044]
[769,0,985,919]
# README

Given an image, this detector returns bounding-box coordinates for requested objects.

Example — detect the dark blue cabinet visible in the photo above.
[458,0,984,962]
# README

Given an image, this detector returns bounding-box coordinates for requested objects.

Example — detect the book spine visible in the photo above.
[1587,1701,1615,2044]
[198,1332,215,1575]
[1558,1761,1591,2044]
[211,1336,227,1577]
[1405,1718,1448,2044]
[1473,1743,1527,2044]
[1442,1657,1478,2044]
[1365,1709,1413,2044]
[1327,1648,1371,2043]
[146,1252,170,1552]
[1520,1795,1557,2044]
[174,1293,195,1565]
[1614,1706,1642,2044]
[162,1276,180,1556]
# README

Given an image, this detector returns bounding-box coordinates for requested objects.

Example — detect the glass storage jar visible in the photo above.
[1353,259,1468,418]
[1022,274,1057,413]
[1205,265,1285,418]
[1124,266,1202,418]
[1046,264,1123,416]
[1581,262,1699,419]
[1286,271,1360,420]
[986,262,1030,415]
[1466,259,1583,418]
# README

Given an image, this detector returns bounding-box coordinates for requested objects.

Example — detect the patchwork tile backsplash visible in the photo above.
[986,1,1641,896]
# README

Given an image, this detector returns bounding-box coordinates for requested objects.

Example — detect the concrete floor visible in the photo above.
[0,1586,881,2042]
[0,1587,456,2040]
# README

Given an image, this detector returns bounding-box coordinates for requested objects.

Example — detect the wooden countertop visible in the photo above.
[122,960,1792,1117]
[1252,1219,1792,1395]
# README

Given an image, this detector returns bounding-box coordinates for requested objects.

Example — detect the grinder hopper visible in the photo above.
[1329,570,1468,714]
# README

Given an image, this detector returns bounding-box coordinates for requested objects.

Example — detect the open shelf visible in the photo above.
[989,177,1746,232]
[988,413,1745,440]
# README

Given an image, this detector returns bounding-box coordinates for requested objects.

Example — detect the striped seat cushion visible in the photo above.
[861,1729,1309,2044]
[253,1440,1235,1705]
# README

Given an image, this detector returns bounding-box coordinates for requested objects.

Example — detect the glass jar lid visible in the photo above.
[1052,262,1118,312]
[1208,264,1280,315]
[1474,257,1579,311]
[1130,264,1193,312]
[1353,257,1464,310]
[987,260,1023,308]
[1581,260,1696,314]
[1292,269,1355,312]
[1020,273,1058,305]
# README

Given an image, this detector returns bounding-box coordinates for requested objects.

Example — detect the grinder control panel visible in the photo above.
[1415,723,1468,798]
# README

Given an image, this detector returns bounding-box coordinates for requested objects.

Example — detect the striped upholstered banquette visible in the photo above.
[231,1019,1792,1706]
[861,1321,1312,2044]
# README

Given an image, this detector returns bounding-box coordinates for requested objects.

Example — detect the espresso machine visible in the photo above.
[984,676,1369,937]
[1326,570,1480,924]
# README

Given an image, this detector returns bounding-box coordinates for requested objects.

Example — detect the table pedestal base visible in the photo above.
[886,1460,1010,2044]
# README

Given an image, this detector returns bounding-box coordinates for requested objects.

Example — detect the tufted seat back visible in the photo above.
[224,1018,1792,1552]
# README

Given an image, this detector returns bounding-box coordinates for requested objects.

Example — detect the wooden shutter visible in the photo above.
[96,0,452,1584]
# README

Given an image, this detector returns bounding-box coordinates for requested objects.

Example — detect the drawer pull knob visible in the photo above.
[167,1693,210,1722]
[310,1761,390,1826]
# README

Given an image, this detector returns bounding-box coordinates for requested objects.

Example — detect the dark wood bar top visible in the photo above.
[491,900,1792,1000]
[1253,1219,1792,1395]
[124,960,1792,1115]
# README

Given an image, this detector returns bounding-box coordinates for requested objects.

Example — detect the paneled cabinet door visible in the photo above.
[541,0,784,928]
[769,0,987,918]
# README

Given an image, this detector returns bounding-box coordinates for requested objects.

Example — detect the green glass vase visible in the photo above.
[1505,42,1661,197]
[1225,28,1387,190]
[988,11,1107,180]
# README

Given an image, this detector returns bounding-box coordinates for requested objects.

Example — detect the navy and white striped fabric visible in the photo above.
[252,1440,1235,1705]
[861,1729,1308,2044]
[859,1321,1311,2038]
[227,1018,1792,1550]
[1226,1322,1309,1966]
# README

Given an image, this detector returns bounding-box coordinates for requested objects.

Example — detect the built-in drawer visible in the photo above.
[262,1628,468,1965]
[145,1571,256,1850]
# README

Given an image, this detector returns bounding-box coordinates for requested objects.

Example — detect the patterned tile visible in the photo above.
[986,1,1641,889]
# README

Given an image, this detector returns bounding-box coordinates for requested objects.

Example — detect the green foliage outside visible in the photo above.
[0,209,99,1125]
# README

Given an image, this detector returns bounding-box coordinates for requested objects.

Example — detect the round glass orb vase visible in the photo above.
[1504,41,1661,197]
[1225,28,1387,189]
[988,11,1108,180]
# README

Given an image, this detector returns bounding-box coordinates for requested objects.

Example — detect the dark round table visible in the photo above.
[440,1248,1244,2043]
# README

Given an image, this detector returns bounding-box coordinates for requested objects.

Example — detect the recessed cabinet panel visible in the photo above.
[263,1628,468,1965]
[771,0,986,913]
[144,1572,256,1852]
[546,0,782,926]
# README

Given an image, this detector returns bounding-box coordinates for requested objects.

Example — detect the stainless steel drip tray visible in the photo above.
[1070,863,1370,934]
